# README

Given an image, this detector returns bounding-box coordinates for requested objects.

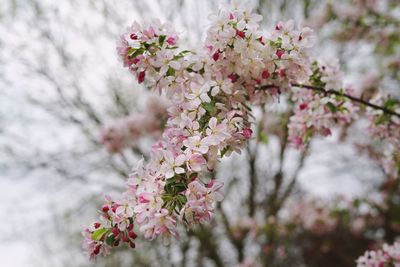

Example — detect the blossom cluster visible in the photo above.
[101,96,169,153]
[356,242,400,267]
[309,0,399,43]
[84,4,319,258]
[288,60,359,148]
[83,3,399,259]
[367,94,400,179]
[282,195,384,237]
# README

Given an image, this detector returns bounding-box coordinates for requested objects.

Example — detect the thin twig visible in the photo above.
[258,84,400,118]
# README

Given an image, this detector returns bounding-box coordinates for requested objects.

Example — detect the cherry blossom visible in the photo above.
[84,3,399,259]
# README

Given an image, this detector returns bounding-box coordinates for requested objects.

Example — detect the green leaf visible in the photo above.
[166,67,175,77]
[202,101,216,115]
[158,35,166,46]
[326,102,337,113]
[375,114,391,125]
[128,47,144,58]
[92,228,108,241]
[385,98,397,109]
[105,234,116,246]
[176,195,187,206]
[177,50,192,57]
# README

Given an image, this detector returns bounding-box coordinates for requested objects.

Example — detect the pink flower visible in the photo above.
[276,50,285,59]
[204,117,230,146]
[138,71,146,83]
[186,153,207,172]
[161,151,186,179]
[183,136,209,154]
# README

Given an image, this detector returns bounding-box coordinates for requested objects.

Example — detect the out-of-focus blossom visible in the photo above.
[356,242,400,267]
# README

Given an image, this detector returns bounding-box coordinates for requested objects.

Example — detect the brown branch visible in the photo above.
[276,145,309,209]
[189,226,225,267]
[258,84,400,118]
[216,178,244,263]
[218,204,244,263]
[247,145,258,217]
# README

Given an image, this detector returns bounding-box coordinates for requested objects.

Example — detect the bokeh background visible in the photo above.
[0,0,399,266]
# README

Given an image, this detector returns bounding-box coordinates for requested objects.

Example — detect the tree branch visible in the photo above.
[258,83,400,118]
[247,145,258,217]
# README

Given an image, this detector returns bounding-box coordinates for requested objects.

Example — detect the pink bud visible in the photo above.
[166,36,176,45]
[102,205,109,213]
[299,103,308,110]
[128,231,138,239]
[229,13,234,20]
[122,234,129,243]
[236,30,245,38]
[138,71,146,84]
[262,70,270,79]
[228,73,238,83]
[93,245,101,255]
[276,50,284,59]
[112,227,120,237]
[242,128,253,139]
[212,51,220,61]
[111,203,119,213]
[132,57,140,65]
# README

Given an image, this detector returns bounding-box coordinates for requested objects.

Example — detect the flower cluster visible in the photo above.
[84,3,399,259]
[367,94,400,179]
[84,4,318,258]
[101,96,169,153]
[282,195,385,237]
[356,242,400,267]
[288,60,359,148]
[82,194,137,259]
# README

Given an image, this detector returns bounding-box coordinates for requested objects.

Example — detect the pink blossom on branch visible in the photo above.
[83,3,399,259]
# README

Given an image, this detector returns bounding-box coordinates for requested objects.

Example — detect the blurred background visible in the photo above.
[0,0,399,266]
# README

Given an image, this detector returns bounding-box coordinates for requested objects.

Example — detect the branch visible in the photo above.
[258,84,400,118]
[247,145,258,217]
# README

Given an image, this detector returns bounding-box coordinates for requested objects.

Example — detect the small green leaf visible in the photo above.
[166,67,175,77]
[326,102,337,113]
[176,195,187,205]
[158,35,166,46]
[105,234,116,246]
[202,101,216,115]
[128,47,144,58]
[385,98,397,109]
[92,228,108,241]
